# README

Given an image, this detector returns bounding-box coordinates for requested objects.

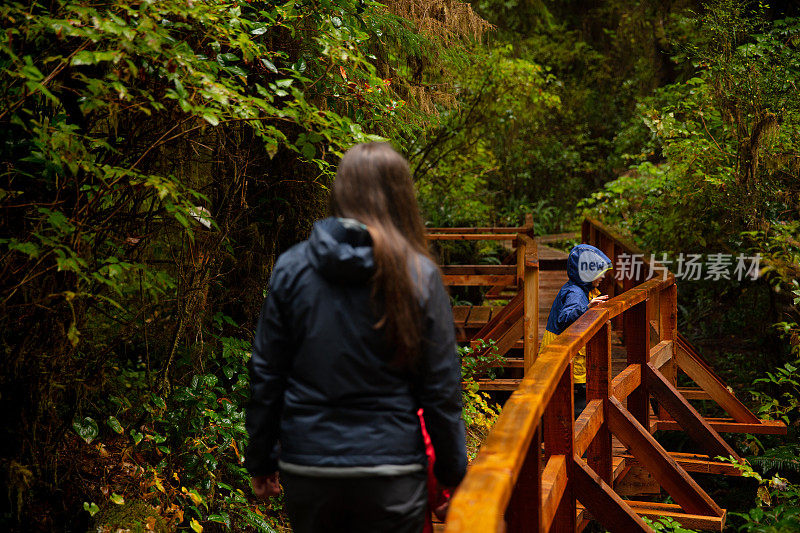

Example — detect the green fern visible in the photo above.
[750,445,800,476]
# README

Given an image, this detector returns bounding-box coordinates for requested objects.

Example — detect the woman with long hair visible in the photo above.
[245,142,467,532]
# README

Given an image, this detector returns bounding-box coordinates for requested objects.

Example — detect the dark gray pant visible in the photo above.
[281,470,428,533]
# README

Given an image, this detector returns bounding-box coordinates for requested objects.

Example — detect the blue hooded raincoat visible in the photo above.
[542,244,612,383]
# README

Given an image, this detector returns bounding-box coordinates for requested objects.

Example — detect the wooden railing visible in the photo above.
[427,216,540,372]
[444,217,784,533]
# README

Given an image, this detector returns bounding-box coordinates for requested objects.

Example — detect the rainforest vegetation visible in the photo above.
[1,0,799,531]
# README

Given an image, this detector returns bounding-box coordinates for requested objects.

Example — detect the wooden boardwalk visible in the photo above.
[427,218,785,533]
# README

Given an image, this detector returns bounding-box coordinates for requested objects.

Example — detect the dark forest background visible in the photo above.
[1,0,798,530]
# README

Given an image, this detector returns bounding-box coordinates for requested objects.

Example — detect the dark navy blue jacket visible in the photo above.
[545,244,612,335]
[245,217,467,487]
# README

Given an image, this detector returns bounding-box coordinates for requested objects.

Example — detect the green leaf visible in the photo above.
[217,53,240,64]
[152,395,167,409]
[301,143,316,159]
[241,509,277,532]
[225,65,248,78]
[73,417,99,444]
[260,58,278,73]
[67,322,80,347]
[83,502,100,516]
[190,518,203,532]
[130,429,143,445]
[202,113,220,127]
[110,493,124,505]
[208,512,231,527]
[106,416,124,434]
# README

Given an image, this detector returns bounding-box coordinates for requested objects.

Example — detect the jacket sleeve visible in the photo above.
[244,267,293,477]
[418,268,468,488]
[556,288,588,333]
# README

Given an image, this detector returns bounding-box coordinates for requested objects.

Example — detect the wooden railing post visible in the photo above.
[659,284,678,388]
[521,235,539,374]
[625,300,650,427]
[507,426,542,533]
[587,322,613,483]
[543,367,576,532]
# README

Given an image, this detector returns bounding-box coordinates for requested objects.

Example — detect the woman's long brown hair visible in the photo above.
[331,143,432,368]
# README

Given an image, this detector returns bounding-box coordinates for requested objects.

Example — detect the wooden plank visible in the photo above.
[444,467,512,532]
[649,340,673,370]
[485,252,517,298]
[427,226,529,234]
[471,379,521,391]
[452,306,470,327]
[442,274,516,286]
[674,341,761,424]
[607,397,723,517]
[624,300,650,426]
[645,362,740,461]
[492,317,524,358]
[679,387,713,400]
[537,232,580,244]
[586,322,613,483]
[543,367,575,533]
[426,233,518,241]
[472,291,523,343]
[571,456,651,532]
[441,265,517,276]
[626,501,726,532]
[523,236,539,373]
[655,418,787,434]
[615,460,661,496]
[507,427,542,533]
[574,400,603,457]
[611,364,641,400]
[620,453,743,476]
[446,347,572,532]
[612,455,629,480]
[466,306,492,328]
[659,283,678,379]
[540,455,568,533]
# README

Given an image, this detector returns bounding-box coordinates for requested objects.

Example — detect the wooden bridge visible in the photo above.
[427,217,786,532]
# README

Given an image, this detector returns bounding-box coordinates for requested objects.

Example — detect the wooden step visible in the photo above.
[576,501,725,532]
[626,501,725,532]
[655,417,787,434]
[678,387,713,400]
[470,378,521,391]
[618,452,742,476]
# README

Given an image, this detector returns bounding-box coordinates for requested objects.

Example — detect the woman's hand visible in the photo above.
[434,486,456,521]
[251,472,281,499]
[588,295,609,308]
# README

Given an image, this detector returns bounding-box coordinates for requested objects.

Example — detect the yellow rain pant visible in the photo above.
[538,289,600,385]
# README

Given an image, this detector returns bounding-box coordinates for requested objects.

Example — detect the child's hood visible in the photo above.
[566,244,613,290]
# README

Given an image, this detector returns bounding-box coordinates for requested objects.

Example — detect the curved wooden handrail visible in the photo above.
[446,275,674,531]
[447,217,780,532]
[446,218,681,533]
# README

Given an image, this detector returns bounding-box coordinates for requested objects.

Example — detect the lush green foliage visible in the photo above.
[0,0,486,529]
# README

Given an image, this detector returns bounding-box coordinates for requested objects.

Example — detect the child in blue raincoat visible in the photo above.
[540,244,612,416]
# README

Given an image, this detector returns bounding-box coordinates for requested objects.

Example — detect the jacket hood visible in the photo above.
[567,244,612,290]
[306,217,375,284]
